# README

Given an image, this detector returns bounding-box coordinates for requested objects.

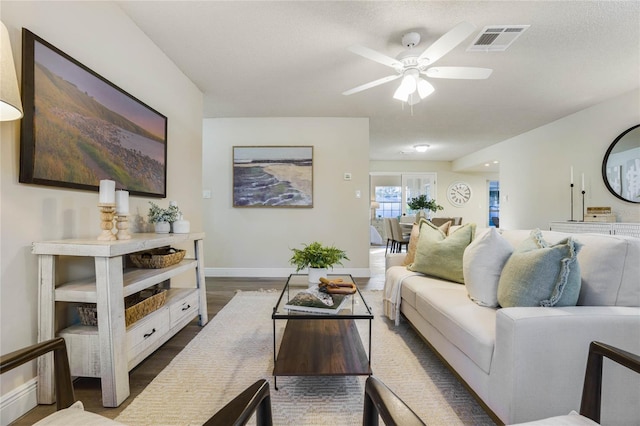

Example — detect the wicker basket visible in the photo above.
[77,288,168,327]
[129,247,186,269]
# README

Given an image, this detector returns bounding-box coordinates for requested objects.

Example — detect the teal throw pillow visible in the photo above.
[497,229,583,307]
[408,222,476,284]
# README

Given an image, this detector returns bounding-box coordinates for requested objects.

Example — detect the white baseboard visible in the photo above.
[0,378,37,426]
[204,267,371,278]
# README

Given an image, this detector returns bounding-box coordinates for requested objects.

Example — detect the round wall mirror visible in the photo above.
[602,125,640,203]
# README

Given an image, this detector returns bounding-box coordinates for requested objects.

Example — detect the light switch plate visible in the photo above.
[203,190,212,199]
[344,173,352,181]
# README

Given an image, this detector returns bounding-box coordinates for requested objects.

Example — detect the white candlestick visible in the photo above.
[581,173,585,191]
[99,180,116,204]
[115,190,129,215]
[570,166,574,184]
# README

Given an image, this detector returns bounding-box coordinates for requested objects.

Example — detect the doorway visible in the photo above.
[488,180,500,227]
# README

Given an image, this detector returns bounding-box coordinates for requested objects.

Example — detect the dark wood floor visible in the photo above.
[12,253,386,424]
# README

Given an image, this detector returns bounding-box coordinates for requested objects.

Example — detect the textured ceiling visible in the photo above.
[117,1,640,166]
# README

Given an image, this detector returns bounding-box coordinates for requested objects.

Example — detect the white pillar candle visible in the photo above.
[99,180,116,204]
[581,173,585,191]
[115,190,129,215]
[570,166,574,184]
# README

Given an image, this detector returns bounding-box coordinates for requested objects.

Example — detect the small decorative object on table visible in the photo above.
[289,241,349,284]
[97,179,116,241]
[319,277,357,294]
[115,190,131,240]
[148,201,181,233]
[172,214,190,234]
[129,247,186,269]
[284,286,350,314]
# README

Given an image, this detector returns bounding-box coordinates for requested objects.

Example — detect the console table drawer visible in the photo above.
[169,290,199,328]
[127,308,170,359]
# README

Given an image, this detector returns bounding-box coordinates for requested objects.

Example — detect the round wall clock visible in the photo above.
[447,181,472,206]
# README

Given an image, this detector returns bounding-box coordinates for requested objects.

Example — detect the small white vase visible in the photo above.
[172,217,190,234]
[154,221,170,234]
[308,267,328,285]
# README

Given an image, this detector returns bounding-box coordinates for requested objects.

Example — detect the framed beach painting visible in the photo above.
[19,29,168,198]
[233,146,313,207]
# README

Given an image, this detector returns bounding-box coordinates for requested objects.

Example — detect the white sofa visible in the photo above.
[384,229,640,425]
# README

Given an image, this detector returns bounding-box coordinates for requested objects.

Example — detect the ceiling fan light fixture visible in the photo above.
[417,78,434,99]
[393,69,421,102]
[393,85,410,102]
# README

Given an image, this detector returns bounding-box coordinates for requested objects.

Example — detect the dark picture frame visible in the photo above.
[233,146,313,207]
[19,28,168,198]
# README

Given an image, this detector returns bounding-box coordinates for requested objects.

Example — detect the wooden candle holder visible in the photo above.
[116,215,131,240]
[97,203,116,241]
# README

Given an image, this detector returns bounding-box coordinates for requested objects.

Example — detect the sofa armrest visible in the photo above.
[385,253,406,270]
[490,306,640,424]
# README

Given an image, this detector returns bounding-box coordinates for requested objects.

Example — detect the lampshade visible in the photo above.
[370,201,380,209]
[0,21,23,122]
[393,69,420,102]
[417,79,435,99]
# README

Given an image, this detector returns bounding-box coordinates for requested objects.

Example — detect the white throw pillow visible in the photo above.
[33,401,126,426]
[463,227,513,307]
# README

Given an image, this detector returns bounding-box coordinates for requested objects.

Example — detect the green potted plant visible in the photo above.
[407,194,444,212]
[407,195,443,219]
[148,202,181,233]
[289,242,349,284]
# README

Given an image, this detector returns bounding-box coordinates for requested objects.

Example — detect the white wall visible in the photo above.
[456,89,640,230]
[0,2,203,422]
[202,118,370,277]
[369,160,498,227]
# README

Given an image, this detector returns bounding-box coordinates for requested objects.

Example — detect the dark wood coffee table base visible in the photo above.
[273,318,371,389]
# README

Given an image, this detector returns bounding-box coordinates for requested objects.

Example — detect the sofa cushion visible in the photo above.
[412,283,497,374]
[498,229,582,307]
[402,219,450,266]
[464,227,513,307]
[33,401,126,425]
[510,410,599,425]
[500,230,640,307]
[408,222,476,284]
[400,274,458,310]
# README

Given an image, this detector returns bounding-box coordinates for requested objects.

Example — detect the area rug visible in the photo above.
[115,290,494,425]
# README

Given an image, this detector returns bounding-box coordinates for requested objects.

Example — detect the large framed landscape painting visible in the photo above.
[19,29,167,198]
[233,146,313,207]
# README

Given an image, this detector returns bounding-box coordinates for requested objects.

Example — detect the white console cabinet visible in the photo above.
[549,221,640,238]
[33,233,207,407]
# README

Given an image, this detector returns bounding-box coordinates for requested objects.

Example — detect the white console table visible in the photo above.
[33,233,207,407]
[549,221,640,238]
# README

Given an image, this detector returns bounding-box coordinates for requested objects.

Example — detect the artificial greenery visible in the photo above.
[407,195,444,213]
[289,242,349,272]
[147,202,181,223]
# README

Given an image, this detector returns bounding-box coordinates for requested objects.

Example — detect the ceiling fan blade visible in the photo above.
[342,74,401,96]
[424,67,493,79]
[348,45,404,69]
[417,21,477,65]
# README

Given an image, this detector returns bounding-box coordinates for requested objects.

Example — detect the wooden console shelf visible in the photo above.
[33,232,207,407]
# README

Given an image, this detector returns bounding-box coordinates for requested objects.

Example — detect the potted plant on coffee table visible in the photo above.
[289,241,349,284]
[407,195,444,220]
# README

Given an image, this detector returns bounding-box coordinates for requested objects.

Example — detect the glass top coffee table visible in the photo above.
[271,274,373,390]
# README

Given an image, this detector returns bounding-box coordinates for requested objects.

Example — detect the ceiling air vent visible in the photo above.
[467,25,530,52]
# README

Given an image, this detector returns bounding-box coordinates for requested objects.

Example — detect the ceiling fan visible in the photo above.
[343,21,492,105]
